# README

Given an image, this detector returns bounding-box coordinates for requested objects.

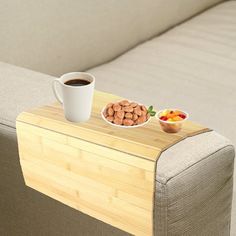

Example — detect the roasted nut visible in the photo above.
[141,105,147,111]
[137,116,147,124]
[106,116,114,122]
[125,112,133,119]
[104,101,150,126]
[123,106,133,113]
[116,110,125,119]
[120,100,130,106]
[141,110,147,116]
[113,103,122,111]
[134,107,142,116]
[123,119,134,126]
[132,114,138,121]
[108,107,114,116]
[130,102,138,108]
[106,103,113,108]
[119,100,124,105]
[113,117,123,125]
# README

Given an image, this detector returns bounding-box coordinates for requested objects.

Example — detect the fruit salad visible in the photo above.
[157,109,188,133]
[159,109,187,122]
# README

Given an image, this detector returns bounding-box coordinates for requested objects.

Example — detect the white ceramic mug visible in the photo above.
[52,72,95,122]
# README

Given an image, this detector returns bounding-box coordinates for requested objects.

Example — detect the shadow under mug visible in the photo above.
[52,72,95,122]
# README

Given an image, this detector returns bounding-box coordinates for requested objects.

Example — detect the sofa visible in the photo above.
[0,0,235,235]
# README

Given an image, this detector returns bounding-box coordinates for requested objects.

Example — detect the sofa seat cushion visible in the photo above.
[89,1,236,146]
[0,62,55,128]
[0,0,223,76]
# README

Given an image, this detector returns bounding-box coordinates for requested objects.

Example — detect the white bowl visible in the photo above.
[156,109,189,123]
[101,101,152,128]
[156,109,189,133]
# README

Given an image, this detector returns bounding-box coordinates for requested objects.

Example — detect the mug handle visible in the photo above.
[52,79,63,104]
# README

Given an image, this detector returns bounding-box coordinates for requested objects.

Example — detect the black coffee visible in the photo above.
[64,79,90,86]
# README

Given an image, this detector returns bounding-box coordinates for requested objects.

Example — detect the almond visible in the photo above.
[130,102,138,108]
[132,114,138,121]
[106,103,114,108]
[116,110,125,119]
[106,116,114,122]
[123,119,134,126]
[113,118,123,125]
[134,107,142,116]
[141,110,147,116]
[123,106,133,113]
[108,107,114,116]
[120,100,130,106]
[141,105,147,111]
[137,116,146,124]
[113,103,121,111]
[125,112,133,119]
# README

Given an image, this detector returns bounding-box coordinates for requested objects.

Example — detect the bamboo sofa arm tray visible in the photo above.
[16,90,209,236]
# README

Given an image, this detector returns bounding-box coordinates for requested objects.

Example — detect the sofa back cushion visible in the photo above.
[0,0,224,76]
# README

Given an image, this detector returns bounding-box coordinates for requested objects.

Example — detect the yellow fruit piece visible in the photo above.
[167,118,174,122]
[172,116,183,121]
[161,109,169,116]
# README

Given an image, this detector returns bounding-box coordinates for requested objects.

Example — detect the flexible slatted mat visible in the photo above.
[16,90,210,236]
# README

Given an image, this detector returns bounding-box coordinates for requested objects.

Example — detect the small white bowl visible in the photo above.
[156,109,189,133]
[101,101,152,128]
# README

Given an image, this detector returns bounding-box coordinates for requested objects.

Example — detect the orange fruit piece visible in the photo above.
[173,110,182,116]
[172,116,183,121]
[167,112,176,119]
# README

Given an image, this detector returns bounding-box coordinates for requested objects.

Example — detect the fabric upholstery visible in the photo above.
[0,0,223,76]
[155,131,234,235]
[0,62,55,128]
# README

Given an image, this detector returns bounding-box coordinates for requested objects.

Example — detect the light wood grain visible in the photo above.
[17,122,154,236]
[16,90,209,236]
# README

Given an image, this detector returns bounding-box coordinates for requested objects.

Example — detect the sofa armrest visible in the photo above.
[0,61,56,128]
[155,131,235,235]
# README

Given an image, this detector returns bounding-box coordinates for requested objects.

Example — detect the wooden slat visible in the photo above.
[23,171,150,236]
[17,122,154,235]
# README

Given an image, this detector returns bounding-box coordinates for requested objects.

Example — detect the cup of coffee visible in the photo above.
[52,72,95,122]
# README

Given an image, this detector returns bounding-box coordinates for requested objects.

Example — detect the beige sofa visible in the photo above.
[0,0,235,235]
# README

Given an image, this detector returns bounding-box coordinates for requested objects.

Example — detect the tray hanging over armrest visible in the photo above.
[16,90,210,236]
